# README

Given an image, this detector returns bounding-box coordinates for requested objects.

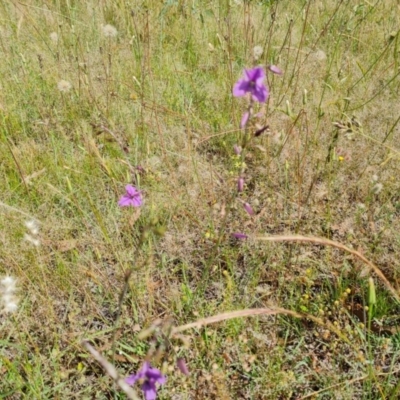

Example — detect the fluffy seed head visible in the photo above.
[1,276,16,291]
[57,80,72,92]
[24,233,40,247]
[102,24,118,38]
[25,219,39,235]
[1,276,18,314]
[50,32,58,43]
[253,45,263,60]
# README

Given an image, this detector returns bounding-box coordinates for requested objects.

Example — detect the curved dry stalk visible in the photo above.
[82,340,140,400]
[172,307,349,343]
[256,235,400,303]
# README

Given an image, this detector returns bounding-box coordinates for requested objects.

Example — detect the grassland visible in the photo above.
[1,0,400,398]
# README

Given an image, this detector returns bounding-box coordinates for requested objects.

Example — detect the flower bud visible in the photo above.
[177,358,190,375]
[243,202,254,216]
[232,232,248,240]
[268,65,283,75]
[368,277,376,306]
[233,145,242,155]
[237,177,244,192]
[240,112,250,129]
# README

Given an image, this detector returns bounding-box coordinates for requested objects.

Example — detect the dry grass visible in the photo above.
[1,0,400,398]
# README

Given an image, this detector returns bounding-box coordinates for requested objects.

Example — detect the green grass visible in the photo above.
[1,0,400,399]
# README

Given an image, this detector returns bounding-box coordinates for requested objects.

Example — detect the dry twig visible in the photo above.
[82,340,140,400]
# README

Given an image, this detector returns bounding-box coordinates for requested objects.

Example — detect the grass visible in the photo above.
[1,0,400,398]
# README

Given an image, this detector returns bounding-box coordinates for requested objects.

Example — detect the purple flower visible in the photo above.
[118,184,143,207]
[233,67,269,103]
[268,65,283,75]
[126,362,166,400]
[232,232,248,240]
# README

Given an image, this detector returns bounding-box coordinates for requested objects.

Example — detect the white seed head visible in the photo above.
[2,294,14,304]
[4,301,18,313]
[25,219,39,235]
[57,80,72,92]
[372,183,383,195]
[50,32,58,43]
[253,45,263,60]
[1,276,16,290]
[102,24,118,38]
[314,49,327,61]
[1,276,18,314]
[24,233,40,247]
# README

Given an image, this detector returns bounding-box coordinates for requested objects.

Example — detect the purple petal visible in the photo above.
[156,375,166,385]
[125,362,150,385]
[233,79,251,97]
[240,112,250,129]
[248,66,265,81]
[118,195,133,207]
[268,65,283,75]
[142,382,157,400]
[142,362,151,373]
[125,370,143,385]
[146,366,164,381]
[130,196,142,207]
[252,84,269,103]
[232,232,248,240]
[125,184,138,196]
